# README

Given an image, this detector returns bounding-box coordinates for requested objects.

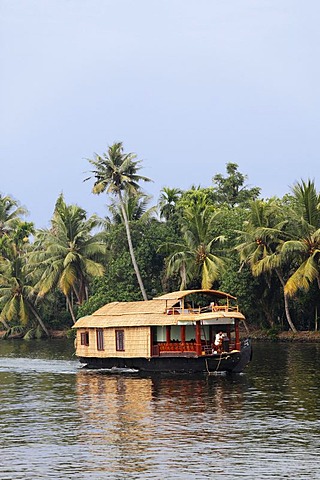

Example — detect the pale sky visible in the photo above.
[1,0,320,228]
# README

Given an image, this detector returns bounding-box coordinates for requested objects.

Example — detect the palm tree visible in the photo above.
[158,187,182,221]
[0,238,50,336]
[235,199,297,332]
[281,180,320,296]
[160,204,225,289]
[0,194,28,238]
[29,195,106,323]
[86,142,151,300]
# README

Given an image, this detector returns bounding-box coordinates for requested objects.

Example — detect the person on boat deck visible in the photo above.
[214,331,223,352]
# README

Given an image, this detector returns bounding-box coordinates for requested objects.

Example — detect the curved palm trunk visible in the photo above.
[275,268,297,333]
[66,295,77,324]
[73,280,86,305]
[180,263,187,290]
[27,301,50,337]
[119,192,148,301]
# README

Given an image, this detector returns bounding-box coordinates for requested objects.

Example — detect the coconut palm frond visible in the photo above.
[281,240,308,256]
[59,266,77,296]
[82,258,105,277]
[252,252,281,276]
[291,179,320,227]
[284,262,310,296]
[19,297,29,325]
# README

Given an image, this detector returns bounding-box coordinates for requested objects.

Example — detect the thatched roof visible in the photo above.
[92,298,176,317]
[73,298,178,329]
[73,289,242,329]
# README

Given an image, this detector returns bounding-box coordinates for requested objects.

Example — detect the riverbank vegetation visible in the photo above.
[1,143,320,339]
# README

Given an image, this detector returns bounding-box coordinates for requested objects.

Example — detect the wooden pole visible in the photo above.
[235,320,240,350]
[195,321,202,356]
[166,326,171,344]
[181,325,186,344]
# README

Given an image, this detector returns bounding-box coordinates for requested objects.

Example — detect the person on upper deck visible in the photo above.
[210,302,218,311]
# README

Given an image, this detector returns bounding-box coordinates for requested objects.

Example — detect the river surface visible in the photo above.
[0,339,319,479]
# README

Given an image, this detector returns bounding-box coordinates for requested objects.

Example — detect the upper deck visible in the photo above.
[73,289,245,329]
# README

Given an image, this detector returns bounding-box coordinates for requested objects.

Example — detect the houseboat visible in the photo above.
[73,289,252,374]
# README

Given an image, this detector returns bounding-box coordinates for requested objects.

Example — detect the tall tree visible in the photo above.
[0,223,50,336]
[281,179,320,296]
[160,204,225,289]
[235,199,297,332]
[212,163,260,207]
[158,187,182,221]
[0,194,28,238]
[29,195,106,323]
[86,142,151,300]
[177,186,215,211]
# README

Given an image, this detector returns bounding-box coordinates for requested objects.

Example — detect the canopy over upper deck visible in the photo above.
[156,289,237,301]
[73,289,245,329]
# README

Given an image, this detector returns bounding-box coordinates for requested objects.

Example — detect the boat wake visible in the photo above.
[83,365,139,375]
[0,357,79,375]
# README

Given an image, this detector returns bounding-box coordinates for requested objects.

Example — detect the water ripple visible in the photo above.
[0,341,320,479]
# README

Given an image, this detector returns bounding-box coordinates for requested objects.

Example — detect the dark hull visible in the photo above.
[80,338,252,374]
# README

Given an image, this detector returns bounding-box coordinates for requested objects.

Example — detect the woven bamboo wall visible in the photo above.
[76,327,151,358]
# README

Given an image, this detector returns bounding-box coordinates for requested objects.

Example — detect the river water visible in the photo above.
[0,339,319,479]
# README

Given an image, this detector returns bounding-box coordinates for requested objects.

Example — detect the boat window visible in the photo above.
[96,328,104,351]
[80,331,89,346]
[115,330,125,351]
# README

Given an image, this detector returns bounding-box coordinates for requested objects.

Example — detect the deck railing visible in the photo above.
[153,341,235,357]
[166,305,239,315]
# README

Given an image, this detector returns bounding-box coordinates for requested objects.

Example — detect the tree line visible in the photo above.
[1,142,319,338]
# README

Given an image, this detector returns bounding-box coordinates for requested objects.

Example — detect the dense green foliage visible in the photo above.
[1,151,320,336]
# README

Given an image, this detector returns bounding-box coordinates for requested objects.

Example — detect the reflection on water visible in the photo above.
[76,374,155,476]
[0,340,320,479]
[73,371,250,479]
